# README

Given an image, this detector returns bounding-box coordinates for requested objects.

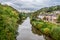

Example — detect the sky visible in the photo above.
[0,0,60,12]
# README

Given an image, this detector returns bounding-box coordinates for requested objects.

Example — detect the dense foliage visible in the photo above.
[0,4,19,40]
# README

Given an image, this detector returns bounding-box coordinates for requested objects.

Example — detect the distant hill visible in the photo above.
[34,5,60,14]
[31,5,60,17]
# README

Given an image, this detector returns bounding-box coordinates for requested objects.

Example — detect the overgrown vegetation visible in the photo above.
[30,18,60,40]
[0,4,19,40]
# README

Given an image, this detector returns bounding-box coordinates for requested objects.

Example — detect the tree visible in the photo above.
[57,15,60,23]
[43,16,46,20]
[0,4,19,40]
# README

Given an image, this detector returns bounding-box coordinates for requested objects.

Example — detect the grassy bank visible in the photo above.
[30,18,60,40]
[0,4,19,40]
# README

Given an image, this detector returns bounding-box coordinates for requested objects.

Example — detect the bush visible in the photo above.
[0,4,19,40]
[43,28,50,35]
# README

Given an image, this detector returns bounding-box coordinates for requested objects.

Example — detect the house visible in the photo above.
[38,13,57,22]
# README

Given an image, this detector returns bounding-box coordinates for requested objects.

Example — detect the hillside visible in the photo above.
[30,5,60,40]
[36,5,60,13]
[30,5,60,18]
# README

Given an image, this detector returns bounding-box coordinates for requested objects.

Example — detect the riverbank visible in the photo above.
[30,18,60,40]
[32,26,54,40]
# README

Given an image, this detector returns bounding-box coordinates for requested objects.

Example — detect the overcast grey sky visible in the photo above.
[0,0,60,11]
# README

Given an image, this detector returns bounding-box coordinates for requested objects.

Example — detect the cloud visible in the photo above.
[12,0,51,8]
[0,0,60,11]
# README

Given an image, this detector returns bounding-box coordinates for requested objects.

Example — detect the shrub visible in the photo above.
[43,28,50,35]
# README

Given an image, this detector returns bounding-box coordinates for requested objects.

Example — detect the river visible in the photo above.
[17,17,45,40]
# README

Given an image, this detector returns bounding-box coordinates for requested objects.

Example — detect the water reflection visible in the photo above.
[32,27,54,40]
[17,17,45,40]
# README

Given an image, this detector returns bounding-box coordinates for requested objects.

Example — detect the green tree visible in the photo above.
[57,15,60,23]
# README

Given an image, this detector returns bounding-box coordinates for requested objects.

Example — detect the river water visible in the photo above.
[17,17,45,40]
